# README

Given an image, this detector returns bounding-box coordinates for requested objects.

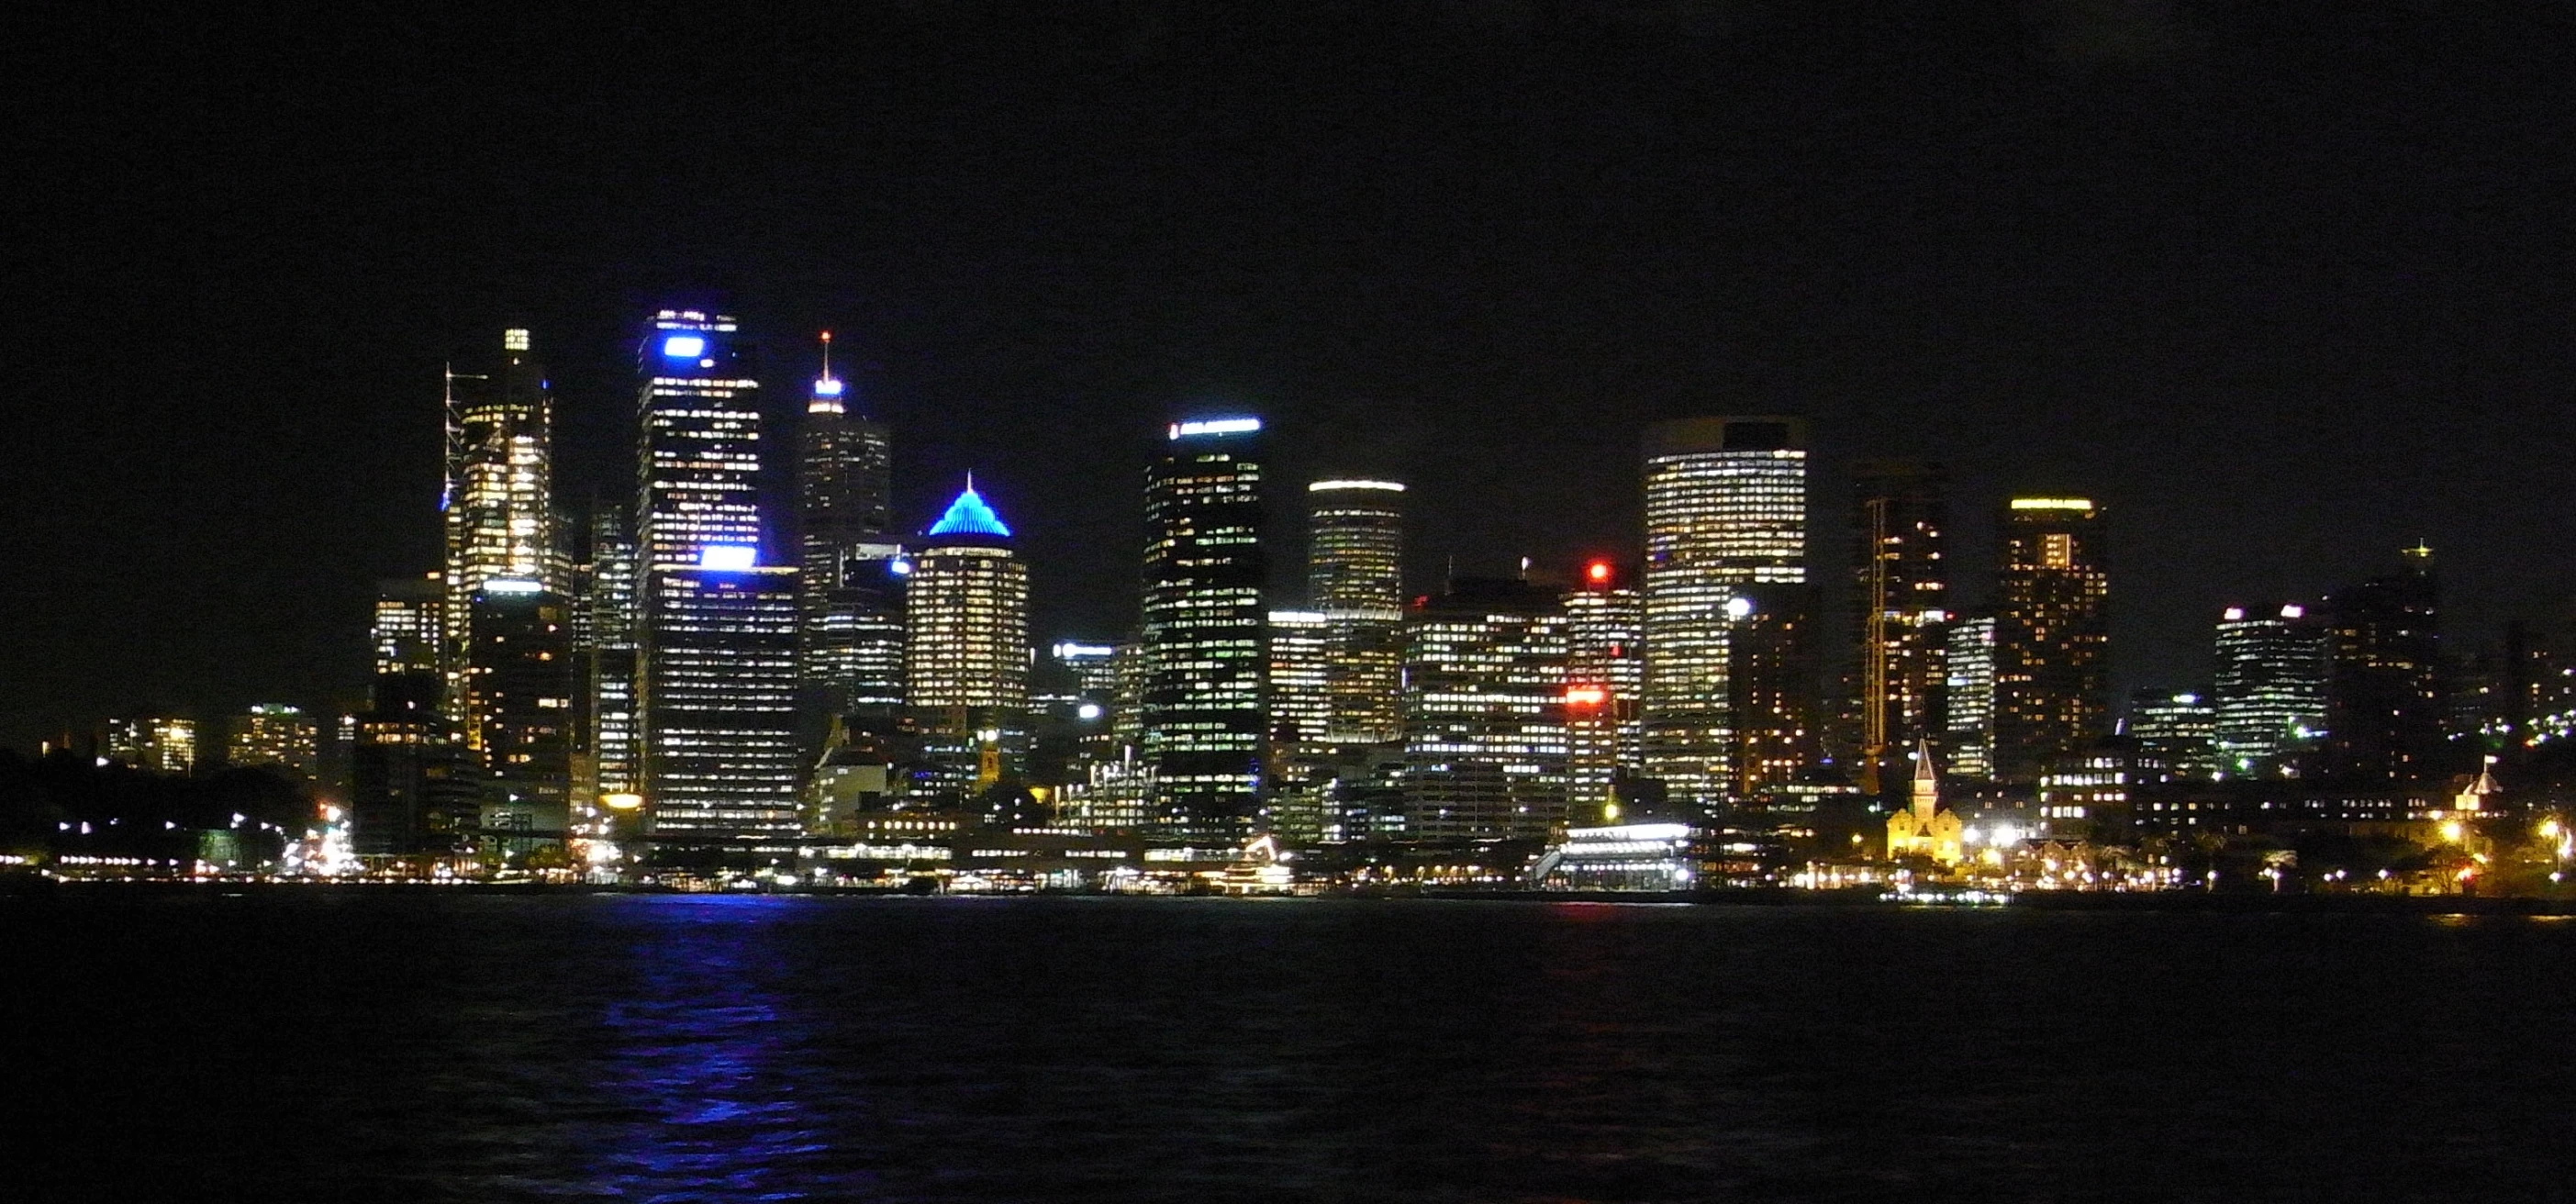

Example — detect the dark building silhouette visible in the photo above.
[1846,461,1948,795]
[2321,546,2446,785]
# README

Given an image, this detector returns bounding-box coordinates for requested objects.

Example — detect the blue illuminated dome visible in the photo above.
[926,476,1012,541]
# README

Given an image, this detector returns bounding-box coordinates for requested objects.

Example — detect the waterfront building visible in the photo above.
[1140,416,1267,837]
[1846,461,1948,795]
[1884,742,1964,866]
[2124,688,2218,781]
[2322,547,2446,784]
[463,584,574,819]
[797,333,905,722]
[1640,417,1807,807]
[904,479,1030,713]
[228,704,319,781]
[635,309,763,571]
[1401,576,1570,841]
[1943,614,1998,779]
[1563,560,1643,819]
[103,716,196,775]
[443,329,560,707]
[1727,582,1820,797]
[1991,496,2109,782]
[1307,479,1406,746]
[639,561,802,849]
[2213,603,2329,777]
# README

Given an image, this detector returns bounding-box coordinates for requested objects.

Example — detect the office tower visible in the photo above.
[1640,417,1807,807]
[229,704,319,780]
[1307,479,1406,746]
[443,329,559,699]
[797,334,906,719]
[1727,582,1820,797]
[1052,641,1121,700]
[1944,615,1998,779]
[371,573,447,717]
[463,585,574,819]
[904,479,1030,711]
[631,308,801,849]
[103,716,196,775]
[2321,546,2445,784]
[2212,603,2328,777]
[1267,610,1332,750]
[2124,688,2217,780]
[1401,576,1570,841]
[636,310,763,570]
[1991,497,2109,782]
[1563,560,1643,818]
[576,505,642,806]
[640,563,802,848]
[1140,416,1268,838]
[1847,461,1948,794]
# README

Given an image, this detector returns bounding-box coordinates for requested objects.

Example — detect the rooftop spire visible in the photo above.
[808,330,846,412]
[926,474,1012,541]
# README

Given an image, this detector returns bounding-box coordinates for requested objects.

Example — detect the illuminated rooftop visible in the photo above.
[927,477,1013,541]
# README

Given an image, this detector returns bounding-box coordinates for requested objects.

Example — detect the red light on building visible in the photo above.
[1564,685,1609,708]
[1585,560,1613,586]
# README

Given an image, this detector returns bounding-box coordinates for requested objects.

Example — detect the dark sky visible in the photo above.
[6,2,2573,748]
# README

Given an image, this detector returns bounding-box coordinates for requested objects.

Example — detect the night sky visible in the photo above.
[6,2,2572,748]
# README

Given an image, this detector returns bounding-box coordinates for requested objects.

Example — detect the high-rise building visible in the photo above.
[797,333,906,720]
[1307,479,1406,746]
[1266,609,1332,751]
[632,308,801,850]
[2321,546,2446,784]
[2212,603,2328,777]
[1727,582,1820,797]
[372,573,447,718]
[635,310,763,571]
[1640,417,1807,807]
[1943,614,1998,780]
[639,563,802,849]
[904,479,1030,712]
[1563,560,1642,818]
[1401,576,1570,841]
[444,329,559,704]
[1846,461,1948,794]
[463,585,574,819]
[574,505,641,807]
[2124,689,2217,780]
[229,704,319,781]
[1991,497,2109,782]
[1140,416,1268,838]
[103,716,196,775]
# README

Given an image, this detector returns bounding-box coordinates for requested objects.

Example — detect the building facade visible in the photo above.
[1943,614,1998,780]
[1307,479,1406,747]
[2321,547,2445,784]
[1846,460,1948,794]
[1640,417,1807,807]
[2213,603,2328,777]
[443,329,559,707]
[797,334,905,721]
[229,704,319,781]
[1401,576,1570,842]
[1563,560,1643,819]
[1140,416,1268,837]
[1991,497,2109,782]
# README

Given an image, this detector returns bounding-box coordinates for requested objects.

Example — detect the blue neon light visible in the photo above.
[814,377,844,397]
[662,334,706,359]
[926,481,1012,540]
[698,543,757,571]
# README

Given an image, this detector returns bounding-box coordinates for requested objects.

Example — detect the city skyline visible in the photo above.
[10,6,2576,751]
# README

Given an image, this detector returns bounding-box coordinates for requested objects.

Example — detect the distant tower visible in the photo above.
[2213,603,2328,777]
[1847,461,1948,794]
[1141,416,1268,838]
[229,704,319,781]
[463,584,574,821]
[2321,545,2445,784]
[1266,609,1333,751]
[1307,479,1406,746]
[904,478,1031,712]
[797,332,906,721]
[104,716,197,775]
[1991,497,2108,782]
[1563,559,1643,818]
[1401,576,1570,841]
[444,329,558,707]
[1727,582,1820,797]
[633,309,801,849]
[575,506,642,804]
[1943,614,1998,779]
[1639,417,1808,807]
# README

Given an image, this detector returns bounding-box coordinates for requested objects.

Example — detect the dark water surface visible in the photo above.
[11,893,2576,1202]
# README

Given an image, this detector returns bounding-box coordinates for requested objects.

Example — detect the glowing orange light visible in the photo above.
[1565,686,1608,707]
[1586,561,1612,585]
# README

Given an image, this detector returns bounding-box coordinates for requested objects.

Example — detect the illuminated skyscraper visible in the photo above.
[1563,560,1642,817]
[797,333,905,718]
[229,704,319,781]
[443,329,558,701]
[1141,416,1267,837]
[104,716,196,775]
[1401,576,1570,841]
[2124,688,2217,780]
[1306,479,1406,746]
[464,584,574,819]
[1944,614,1997,779]
[632,309,801,849]
[2321,546,2445,784]
[2213,603,2328,777]
[1846,461,1948,794]
[371,573,447,718]
[639,562,803,847]
[635,310,763,570]
[1639,417,1807,807]
[1726,582,1820,797]
[1267,609,1332,750]
[574,506,641,806]
[904,479,1030,711]
[1991,497,2108,782]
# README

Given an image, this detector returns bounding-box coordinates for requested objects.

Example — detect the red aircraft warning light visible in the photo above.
[1585,560,1613,586]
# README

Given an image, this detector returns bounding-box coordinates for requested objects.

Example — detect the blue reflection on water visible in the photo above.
[585,896,869,1200]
